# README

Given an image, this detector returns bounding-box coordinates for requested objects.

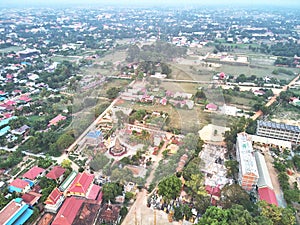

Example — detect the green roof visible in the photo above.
[59,170,77,191]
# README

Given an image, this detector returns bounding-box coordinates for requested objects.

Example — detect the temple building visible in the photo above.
[109,137,127,156]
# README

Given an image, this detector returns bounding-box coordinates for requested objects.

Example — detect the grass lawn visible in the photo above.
[160,81,201,94]
[51,55,79,62]
[80,66,119,77]
[116,100,211,132]
[0,46,23,53]
[170,63,213,81]
[27,115,45,122]
[97,78,131,97]
[95,50,127,63]
[228,95,254,109]
[272,103,300,121]
[215,63,298,81]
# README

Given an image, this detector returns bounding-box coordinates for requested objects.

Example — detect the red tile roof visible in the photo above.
[18,95,32,102]
[52,197,84,225]
[48,114,66,127]
[45,188,63,205]
[22,166,45,180]
[10,178,29,189]
[67,172,94,196]
[21,191,41,205]
[205,185,221,197]
[46,166,66,180]
[5,100,16,106]
[86,184,101,200]
[99,204,120,224]
[258,187,278,206]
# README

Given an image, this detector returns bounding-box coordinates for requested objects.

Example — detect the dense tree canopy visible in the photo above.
[158,175,182,202]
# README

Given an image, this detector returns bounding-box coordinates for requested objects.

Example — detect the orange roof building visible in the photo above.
[66,172,94,197]
[44,188,65,213]
[52,197,84,225]
[48,114,66,127]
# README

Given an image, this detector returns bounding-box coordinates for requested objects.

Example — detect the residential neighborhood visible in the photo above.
[0,1,300,225]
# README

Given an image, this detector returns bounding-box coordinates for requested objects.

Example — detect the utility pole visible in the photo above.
[154,209,156,225]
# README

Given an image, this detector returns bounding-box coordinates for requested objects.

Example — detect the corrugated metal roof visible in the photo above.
[258,187,278,206]
[258,120,300,133]
[255,151,273,189]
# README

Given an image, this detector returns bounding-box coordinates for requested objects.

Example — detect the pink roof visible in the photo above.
[48,114,66,127]
[0,91,6,95]
[52,197,84,225]
[5,100,16,106]
[205,185,221,197]
[46,166,66,180]
[206,103,218,110]
[258,187,278,206]
[3,113,12,118]
[67,172,94,195]
[18,95,32,102]
[10,178,29,189]
[86,184,101,200]
[219,72,226,79]
[22,166,45,180]
[45,188,63,205]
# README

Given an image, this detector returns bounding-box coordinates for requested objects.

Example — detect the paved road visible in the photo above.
[57,80,135,169]
[122,140,182,225]
[122,189,180,225]
[66,80,135,153]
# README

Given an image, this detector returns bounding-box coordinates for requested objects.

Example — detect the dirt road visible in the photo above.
[251,74,300,121]
[263,148,286,207]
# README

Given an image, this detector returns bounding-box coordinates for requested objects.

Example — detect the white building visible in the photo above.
[236,133,259,191]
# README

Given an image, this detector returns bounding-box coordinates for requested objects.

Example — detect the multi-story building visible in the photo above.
[236,132,259,191]
[256,120,300,144]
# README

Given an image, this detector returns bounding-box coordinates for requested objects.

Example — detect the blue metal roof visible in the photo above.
[15,198,23,203]
[0,126,10,136]
[23,179,34,187]
[258,120,300,133]
[6,203,28,225]
[86,130,102,139]
[8,186,22,193]
[0,116,17,127]
[10,207,33,225]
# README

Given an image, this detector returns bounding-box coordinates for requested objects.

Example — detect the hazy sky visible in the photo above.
[1,0,300,7]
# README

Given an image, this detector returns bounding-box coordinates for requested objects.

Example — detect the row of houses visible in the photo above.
[121,85,195,109]
[2,162,124,225]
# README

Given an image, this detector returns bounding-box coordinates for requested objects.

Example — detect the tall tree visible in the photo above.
[158,175,182,202]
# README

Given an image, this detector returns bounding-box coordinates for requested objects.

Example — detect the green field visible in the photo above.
[160,81,202,94]
[117,100,211,132]
[214,63,298,80]
[170,63,214,81]
[51,55,80,62]
[0,46,23,53]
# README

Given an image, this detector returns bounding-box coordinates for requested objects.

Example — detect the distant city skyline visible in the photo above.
[1,0,300,7]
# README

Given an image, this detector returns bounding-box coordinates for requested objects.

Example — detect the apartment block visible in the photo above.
[256,120,300,144]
